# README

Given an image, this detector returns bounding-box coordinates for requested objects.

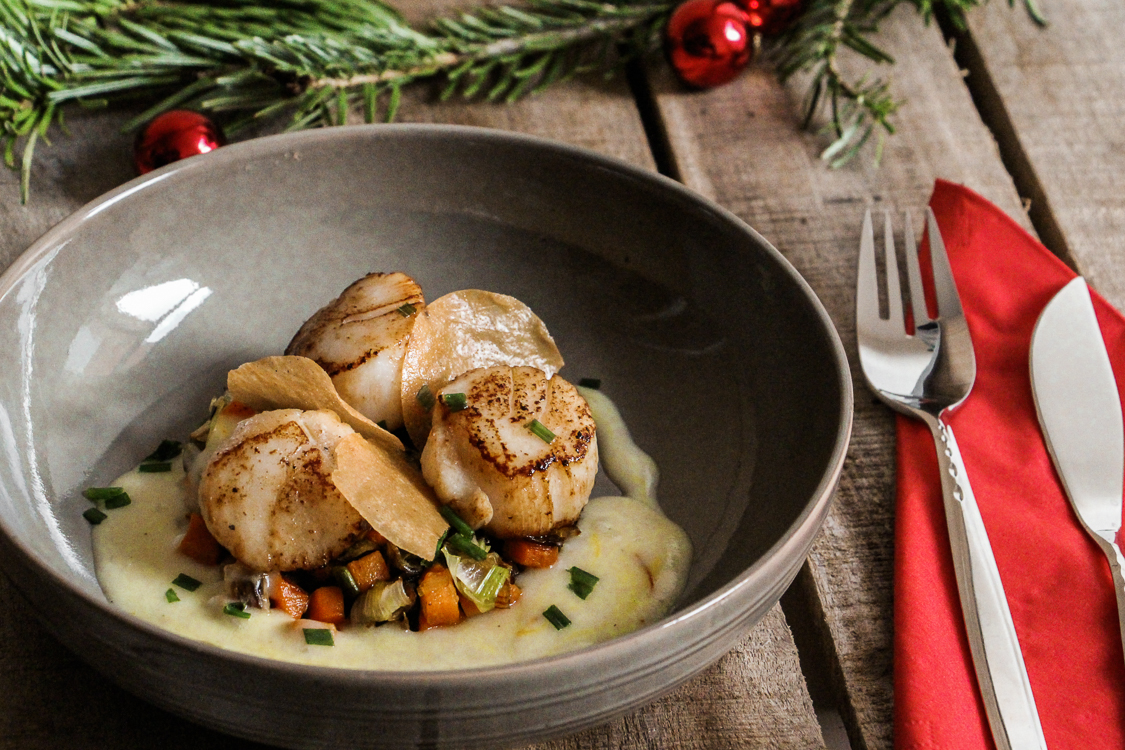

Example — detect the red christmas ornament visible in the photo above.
[739,0,804,36]
[134,110,225,175]
[665,0,753,89]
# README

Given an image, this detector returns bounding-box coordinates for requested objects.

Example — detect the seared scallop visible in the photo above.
[199,409,367,571]
[286,272,424,430]
[420,366,598,538]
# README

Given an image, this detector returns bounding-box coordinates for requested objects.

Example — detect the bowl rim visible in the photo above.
[0,123,853,688]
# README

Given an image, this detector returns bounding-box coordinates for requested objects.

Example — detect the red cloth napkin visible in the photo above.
[894,179,1125,749]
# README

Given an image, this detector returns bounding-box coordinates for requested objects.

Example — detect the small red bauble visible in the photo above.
[740,0,804,36]
[666,0,753,89]
[134,110,225,175]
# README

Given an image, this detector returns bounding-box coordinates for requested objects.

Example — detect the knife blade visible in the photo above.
[1030,276,1125,658]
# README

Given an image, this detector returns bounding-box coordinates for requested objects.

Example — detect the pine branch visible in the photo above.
[0,0,1045,203]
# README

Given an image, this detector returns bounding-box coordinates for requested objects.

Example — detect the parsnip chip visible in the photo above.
[228,355,403,453]
[400,290,564,448]
[331,433,449,560]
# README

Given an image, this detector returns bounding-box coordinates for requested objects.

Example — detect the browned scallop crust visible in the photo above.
[200,411,368,571]
[286,272,424,376]
[435,366,597,538]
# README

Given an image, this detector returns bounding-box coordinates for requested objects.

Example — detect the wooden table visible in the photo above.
[0,0,1119,746]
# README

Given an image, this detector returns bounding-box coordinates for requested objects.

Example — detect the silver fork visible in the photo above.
[856,209,1048,750]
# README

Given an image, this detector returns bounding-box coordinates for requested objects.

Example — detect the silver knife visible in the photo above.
[1030,276,1125,659]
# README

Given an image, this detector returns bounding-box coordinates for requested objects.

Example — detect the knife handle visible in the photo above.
[929,416,1049,750]
[1088,533,1125,666]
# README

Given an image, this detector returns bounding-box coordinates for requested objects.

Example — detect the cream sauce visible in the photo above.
[91,390,692,670]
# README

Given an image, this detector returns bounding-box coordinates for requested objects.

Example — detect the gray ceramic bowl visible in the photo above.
[0,125,851,748]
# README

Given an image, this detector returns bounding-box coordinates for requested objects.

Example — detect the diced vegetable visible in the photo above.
[171,573,202,591]
[495,582,521,609]
[270,578,310,619]
[332,566,361,598]
[346,551,391,592]
[527,419,555,444]
[445,533,487,561]
[83,508,107,525]
[303,627,335,646]
[224,562,271,609]
[439,505,475,538]
[224,602,251,619]
[503,539,559,568]
[440,392,468,412]
[83,487,125,502]
[543,605,570,630]
[442,548,510,614]
[417,564,462,630]
[351,579,415,626]
[307,586,346,625]
[567,567,600,600]
[104,492,131,509]
[165,588,180,603]
[144,439,183,462]
[138,462,172,473]
[178,512,224,565]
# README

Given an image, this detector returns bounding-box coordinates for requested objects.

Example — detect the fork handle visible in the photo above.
[928,416,1049,750]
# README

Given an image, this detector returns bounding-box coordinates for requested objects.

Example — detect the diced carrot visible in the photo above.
[495,581,521,609]
[307,585,346,625]
[458,592,482,617]
[222,401,257,419]
[347,551,391,592]
[417,564,462,629]
[178,513,225,565]
[502,539,559,568]
[271,579,310,619]
[365,528,387,545]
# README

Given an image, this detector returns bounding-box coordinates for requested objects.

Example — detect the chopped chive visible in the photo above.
[543,605,571,630]
[144,439,183,462]
[83,507,107,525]
[332,566,361,598]
[439,505,475,538]
[303,627,335,646]
[138,461,172,473]
[416,383,435,411]
[223,602,251,619]
[578,378,602,390]
[165,588,180,603]
[567,567,600,600]
[83,486,125,502]
[527,419,556,444]
[104,491,132,509]
[396,303,417,317]
[172,573,202,592]
[445,533,488,561]
[440,392,468,412]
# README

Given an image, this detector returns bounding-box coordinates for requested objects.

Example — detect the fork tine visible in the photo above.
[902,211,932,327]
[883,212,904,333]
[926,208,964,319]
[856,209,883,332]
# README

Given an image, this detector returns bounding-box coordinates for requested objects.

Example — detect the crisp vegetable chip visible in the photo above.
[331,433,449,560]
[399,290,564,448]
[227,355,403,453]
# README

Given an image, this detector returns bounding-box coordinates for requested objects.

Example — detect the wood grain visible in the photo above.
[648,7,1030,749]
[0,14,826,748]
[962,0,1125,301]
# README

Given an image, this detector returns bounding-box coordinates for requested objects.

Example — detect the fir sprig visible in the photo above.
[1,0,1042,203]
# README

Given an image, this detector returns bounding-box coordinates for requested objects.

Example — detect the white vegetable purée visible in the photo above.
[91,390,692,670]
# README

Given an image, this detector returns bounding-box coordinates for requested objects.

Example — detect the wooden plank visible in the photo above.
[648,8,1032,749]
[0,12,825,748]
[961,0,1125,303]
